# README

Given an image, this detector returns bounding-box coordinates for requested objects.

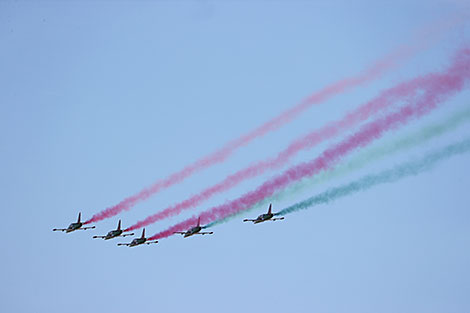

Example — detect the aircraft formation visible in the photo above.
[52,204,284,247]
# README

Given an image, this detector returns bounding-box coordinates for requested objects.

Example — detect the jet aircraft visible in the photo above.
[52,212,96,233]
[117,228,158,247]
[93,220,134,240]
[243,204,284,224]
[174,217,213,238]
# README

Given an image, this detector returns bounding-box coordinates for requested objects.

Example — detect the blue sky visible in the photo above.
[1,1,469,312]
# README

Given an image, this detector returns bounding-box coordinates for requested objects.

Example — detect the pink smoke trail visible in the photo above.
[125,48,465,231]
[85,14,464,225]
[149,48,470,240]
[85,46,411,224]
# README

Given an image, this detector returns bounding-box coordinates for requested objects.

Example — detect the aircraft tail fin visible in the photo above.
[117,220,121,231]
[197,217,201,227]
[268,204,272,215]
[141,228,146,239]
[78,212,81,223]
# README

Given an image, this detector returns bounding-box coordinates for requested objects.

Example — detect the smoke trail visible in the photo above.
[85,37,426,225]
[148,48,470,240]
[205,106,470,227]
[125,48,470,231]
[277,138,470,216]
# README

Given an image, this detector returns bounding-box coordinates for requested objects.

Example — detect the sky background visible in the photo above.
[1,1,470,312]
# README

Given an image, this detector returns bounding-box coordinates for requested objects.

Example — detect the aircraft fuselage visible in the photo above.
[253,213,274,224]
[129,237,147,247]
[105,229,123,240]
[66,222,83,233]
[184,226,202,237]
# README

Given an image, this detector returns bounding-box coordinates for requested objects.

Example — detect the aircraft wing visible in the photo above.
[145,240,159,245]
[121,233,134,237]
[117,243,131,246]
[243,219,256,222]
[81,226,96,230]
[93,235,106,239]
[271,217,285,221]
[52,228,67,232]
[197,232,213,235]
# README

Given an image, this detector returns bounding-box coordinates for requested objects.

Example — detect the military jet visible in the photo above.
[243,204,284,224]
[93,220,134,240]
[117,228,158,247]
[52,212,96,233]
[174,217,213,238]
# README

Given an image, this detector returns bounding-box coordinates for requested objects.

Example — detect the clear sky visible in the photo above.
[1,1,469,313]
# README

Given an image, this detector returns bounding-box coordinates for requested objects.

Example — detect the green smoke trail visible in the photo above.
[277,137,470,215]
[205,107,470,228]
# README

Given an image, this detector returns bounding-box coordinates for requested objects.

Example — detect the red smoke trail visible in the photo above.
[125,48,466,231]
[149,48,470,240]
[85,45,412,225]
[85,14,463,225]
